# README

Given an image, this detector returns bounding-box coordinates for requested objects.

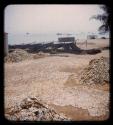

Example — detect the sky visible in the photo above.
[4,4,104,34]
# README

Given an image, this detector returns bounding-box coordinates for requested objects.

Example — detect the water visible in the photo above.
[8,33,58,45]
[8,33,109,45]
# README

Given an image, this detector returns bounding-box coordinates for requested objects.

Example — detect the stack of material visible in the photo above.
[5,97,69,121]
[79,57,109,85]
[4,49,30,63]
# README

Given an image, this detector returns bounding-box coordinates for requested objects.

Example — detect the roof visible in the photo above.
[58,37,75,42]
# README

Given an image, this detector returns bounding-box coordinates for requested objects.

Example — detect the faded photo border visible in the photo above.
[0,0,112,124]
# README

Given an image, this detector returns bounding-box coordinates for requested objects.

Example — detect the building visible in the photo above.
[58,37,75,43]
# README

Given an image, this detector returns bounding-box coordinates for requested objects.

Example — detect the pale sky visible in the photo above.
[4,4,104,34]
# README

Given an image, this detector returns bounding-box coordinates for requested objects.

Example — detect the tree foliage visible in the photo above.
[91,5,110,34]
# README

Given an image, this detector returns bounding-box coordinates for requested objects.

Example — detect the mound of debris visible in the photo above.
[86,49,101,55]
[5,97,69,121]
[5,49,31,63]
[79,57,109,85]
[80,49,101,55]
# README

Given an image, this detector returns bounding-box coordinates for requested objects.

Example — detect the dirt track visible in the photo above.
[5,38,110,120]
[5,47,110,120]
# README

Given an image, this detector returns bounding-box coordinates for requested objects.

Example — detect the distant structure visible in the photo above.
[26,32,30,35]
[4,32,8,56]
[58,37,75,43]
[56,33,62,35]
[66,33,72,36]
[87,35,98,39]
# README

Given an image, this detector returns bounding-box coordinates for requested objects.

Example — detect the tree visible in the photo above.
[91,5,110,34]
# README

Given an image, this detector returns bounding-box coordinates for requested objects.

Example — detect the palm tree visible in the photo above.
[91,5,110,34]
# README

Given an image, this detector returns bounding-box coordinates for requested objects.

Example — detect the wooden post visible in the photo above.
[4,32,8,56]
[86,40,87,49]
[86,35,88,49]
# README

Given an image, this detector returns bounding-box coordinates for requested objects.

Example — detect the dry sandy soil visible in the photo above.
[4,39,110,121]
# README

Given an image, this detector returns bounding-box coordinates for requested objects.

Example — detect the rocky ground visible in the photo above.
[4,39,110,121]
[79,56,109,85]
[5,97,69,121]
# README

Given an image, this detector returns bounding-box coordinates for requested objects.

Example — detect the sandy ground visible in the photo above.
[4,39,110,120]
[76,38,110,50]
